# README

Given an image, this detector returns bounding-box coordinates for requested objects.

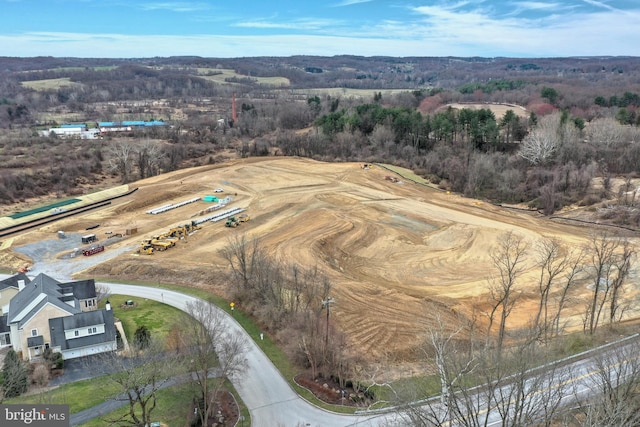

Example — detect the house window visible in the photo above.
[74,330,79,337]
[45,343,50,350]
[0,333,10,346]
[85,299,95,308]
[31,329,38,337]
[87,327,97,334]
[34,346,41,356]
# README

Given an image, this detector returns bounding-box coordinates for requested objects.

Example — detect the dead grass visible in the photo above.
[21,78,84,91]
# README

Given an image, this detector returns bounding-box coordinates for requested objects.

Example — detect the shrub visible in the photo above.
[31,363,50,387]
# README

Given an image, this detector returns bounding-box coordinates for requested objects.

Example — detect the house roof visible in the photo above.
[7,273,96,327]
[0,272,30,291]
[62,310,106,330]
[27,335,44,348]
[58,279,96,300]
[49,309,116,351]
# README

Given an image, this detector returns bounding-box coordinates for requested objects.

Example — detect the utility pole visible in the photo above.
[322,297,335,348]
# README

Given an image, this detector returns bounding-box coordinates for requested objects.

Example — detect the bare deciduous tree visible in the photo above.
[404,306,568,427]
[182,299,247,426]
[587,117,626,148]
[108,141,135,183]
[99,339,180,427]
[551,247,584,338]
[532,238,585,343]
[136,140,162,179]
[519,114,559,165]
[487,231,528,353]
[584,232,633,334]
[220,233,263,292]
[575,340,640,427]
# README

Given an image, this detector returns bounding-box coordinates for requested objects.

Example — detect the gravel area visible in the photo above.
[13,233,135,280]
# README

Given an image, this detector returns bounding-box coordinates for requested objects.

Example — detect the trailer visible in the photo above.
[82,245,104,256]
[81,234,97,244]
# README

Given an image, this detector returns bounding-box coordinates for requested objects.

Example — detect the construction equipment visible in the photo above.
[225,216,239,227]
[82,245,104,256]
[238,213,250,223]
[136,221,200,255]
[186,221,201,232]
[138,243,154,255]
[150,238,176,251]
[167,226,188,239]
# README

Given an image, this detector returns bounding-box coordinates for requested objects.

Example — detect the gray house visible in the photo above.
[5,273,117,361]
[0,272,30,315]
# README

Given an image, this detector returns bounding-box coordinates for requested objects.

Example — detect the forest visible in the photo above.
[1,55,640,224]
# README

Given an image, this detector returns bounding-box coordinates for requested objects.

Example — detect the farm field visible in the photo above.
[3,157,638,369]
[445,102,529,118]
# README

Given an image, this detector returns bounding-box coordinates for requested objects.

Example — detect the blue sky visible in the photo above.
[1,0,638,58]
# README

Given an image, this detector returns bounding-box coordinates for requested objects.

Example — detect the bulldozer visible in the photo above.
[225,216,239,227]
[138,243,154,255]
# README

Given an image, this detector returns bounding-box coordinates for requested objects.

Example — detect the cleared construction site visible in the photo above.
[1,157,637,372]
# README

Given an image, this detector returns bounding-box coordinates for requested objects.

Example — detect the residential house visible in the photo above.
[6,273,116,361]
[0,273,30,348]
[0,273,30,315]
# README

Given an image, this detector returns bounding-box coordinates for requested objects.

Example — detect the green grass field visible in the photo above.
[197,67,290,87]
[21,78,84,91]
[378,163,430,184]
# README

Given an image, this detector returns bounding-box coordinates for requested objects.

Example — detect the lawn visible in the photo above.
[8,277,360,424]
[103,294,181,340]
[5,377,122,413]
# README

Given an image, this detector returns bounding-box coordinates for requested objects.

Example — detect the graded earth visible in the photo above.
[2,158,637,370]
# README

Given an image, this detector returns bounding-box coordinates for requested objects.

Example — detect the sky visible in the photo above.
[0,0,639,58]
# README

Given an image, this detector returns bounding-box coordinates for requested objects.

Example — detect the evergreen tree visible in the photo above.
[134,325,151,350]
[2,349,28,398]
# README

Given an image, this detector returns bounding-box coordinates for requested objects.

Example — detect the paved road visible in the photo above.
[100,282,397,427]
[5,271,635,426]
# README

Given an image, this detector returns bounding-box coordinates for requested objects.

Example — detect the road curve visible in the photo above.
[100,282,397,427]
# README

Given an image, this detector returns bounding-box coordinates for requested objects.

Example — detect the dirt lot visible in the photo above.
[445,102,529,118]
[3,157,639,368]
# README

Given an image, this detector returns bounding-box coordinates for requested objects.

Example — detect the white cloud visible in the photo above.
[234,18,340,31]
[138,2,209,12]
[581,0,618,12]
[332,0,373,6]
[514,1,566,11]
[2,1,639,59]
